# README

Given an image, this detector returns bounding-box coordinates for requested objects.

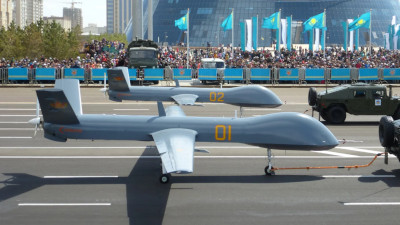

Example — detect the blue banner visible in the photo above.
[305,69,325,81]
[342,21,348,51]
[309,30,313,51]
[383,69,400,80]
[144,68,164,80]
[64,68,84,80]
[36,68,56,81]
[173,69,192,80]
[250,69,270,80]
[240,22,246,51]
[224,69,243,81]
[252,16,258,51]
[91,69,108,81]
[8,68,28,80]
[330,69,351,81]
[279,69,299,81]
[128,69,137,80]
[198,69,217,81]
[287,16,292,51]
[359,68,378,81]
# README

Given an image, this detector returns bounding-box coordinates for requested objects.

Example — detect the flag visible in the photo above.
[240,22,246,51]
[287,16,292,51]
[175,13,188,30]
[309,30,313,51]
[342,21,348,51]
[262,12,280,29]
[281,19,287,46]
[245,19,252,51]
[252,16,258,50]
[221,13,233,31]
[348,12,370,31]
[303,12,326,32]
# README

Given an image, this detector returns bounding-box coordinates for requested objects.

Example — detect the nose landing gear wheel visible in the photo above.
[160,174,170,184]
[265,166,275,176]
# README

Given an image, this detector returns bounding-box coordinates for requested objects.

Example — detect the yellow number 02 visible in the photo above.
[215,125,232,141]
[210,92,224,102]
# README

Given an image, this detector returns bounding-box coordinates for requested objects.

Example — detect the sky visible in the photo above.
[43,0,107,28]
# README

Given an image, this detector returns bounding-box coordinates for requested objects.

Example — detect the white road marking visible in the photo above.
[245,109,282,111]
[44,176,118,179]
[0,128,34,131]
[0,122,30,124]
[344,202,400,206]
[0,137,32,139]
[0,156,385,159]
[312,150,358,157]
[0,146,262,149]
[0,115,36,117]
[0,109,38,111]
[113,109,149,111]
[323,175,396,178]
[18,203,111,206]
[337,147,383,155]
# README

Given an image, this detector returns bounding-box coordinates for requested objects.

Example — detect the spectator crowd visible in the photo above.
[1,38,400,70]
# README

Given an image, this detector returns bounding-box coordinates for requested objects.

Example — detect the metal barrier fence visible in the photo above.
[3,67,400,84]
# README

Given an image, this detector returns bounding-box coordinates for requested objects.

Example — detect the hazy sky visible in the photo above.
[43,0,107,27]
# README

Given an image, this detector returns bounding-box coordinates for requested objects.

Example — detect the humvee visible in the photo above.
[308,83,400,124]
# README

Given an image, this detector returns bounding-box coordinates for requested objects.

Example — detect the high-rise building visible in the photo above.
[14,0,43,28]
[0,0,13,28]
[43,16,71,31]
[106,0,114,33]
[63,7,82,30]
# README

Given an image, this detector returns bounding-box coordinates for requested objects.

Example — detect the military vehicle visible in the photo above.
[379,116,400,163]
[127,39,158,69]
[308,83,400,124]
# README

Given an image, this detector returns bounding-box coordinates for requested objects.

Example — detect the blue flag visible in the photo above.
[348,12,370,31]
[252,16,258,50]
[303,12,326,32]
[262,12,280,29]
[240,22,246,51]
[175,13,188,30]
[287,16,292,51]
[342,21,348,51]
[221,13,233,31]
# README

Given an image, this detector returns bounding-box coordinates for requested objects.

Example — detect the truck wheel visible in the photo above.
[320,110,329,122]
[327,106,346,124]
[379,116,395,147]
[308,87,317,106]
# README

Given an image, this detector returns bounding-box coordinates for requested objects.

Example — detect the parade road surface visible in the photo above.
[0,87,399,225]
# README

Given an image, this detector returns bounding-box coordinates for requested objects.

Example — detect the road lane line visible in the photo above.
[0,156,385,159]
[0,109,38,111]
[312,151,358,157]
[0,137,32,139]
[0,128,34,131]
[344,202,400,206]
[0,115,36,117]
[113,109,149,111]
[44,176,118,179]
[337,147,383,154]
[323,175,396,178]
[18,203,111,206]
[0,122,31,124]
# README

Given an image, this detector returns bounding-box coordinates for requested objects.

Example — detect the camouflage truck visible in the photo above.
[127,39,158,69]
[308,83,400,124]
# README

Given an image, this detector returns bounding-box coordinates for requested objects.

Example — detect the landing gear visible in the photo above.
[239,106,244,118]
[264,148,275,176]
[159,174,170,184]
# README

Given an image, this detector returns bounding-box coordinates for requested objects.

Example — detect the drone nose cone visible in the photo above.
[260,88,283,107]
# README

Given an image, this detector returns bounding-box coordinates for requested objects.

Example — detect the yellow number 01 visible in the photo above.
[215,125,232,141]
[210,92,224,102]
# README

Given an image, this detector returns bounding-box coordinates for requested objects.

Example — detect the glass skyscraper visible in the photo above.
[148,0,400,47]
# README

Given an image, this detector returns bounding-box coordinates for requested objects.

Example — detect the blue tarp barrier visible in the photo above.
[250,69,270,80]
[224,69,243,80]
[8,68,28,80]
[330,69,351,80]
[64,68,84,80]
[198,69,217,80]
[35,68,56,81]
[92,69,108,81]
[383,69,400,80]
[128,69,137,80]
[173,69,192,80]
[279,69,299,81]
[144,69,164,80]
[305,69,325,81]
[359,68,379,80]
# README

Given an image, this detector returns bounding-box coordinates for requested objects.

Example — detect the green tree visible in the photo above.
[22,20,45,58]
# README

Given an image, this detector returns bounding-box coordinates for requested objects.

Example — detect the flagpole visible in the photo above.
[187,8,190,69]
[323,9,326,58]
[232,8,234,57]
[369,9,372,56]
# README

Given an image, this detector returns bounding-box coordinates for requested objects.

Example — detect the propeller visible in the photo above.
[28,98,42,136]
[99,72,108,96]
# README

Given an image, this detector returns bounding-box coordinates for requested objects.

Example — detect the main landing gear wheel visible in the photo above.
[160,174,170,184]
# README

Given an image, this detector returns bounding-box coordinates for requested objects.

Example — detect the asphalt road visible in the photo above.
[0,86,400,225]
